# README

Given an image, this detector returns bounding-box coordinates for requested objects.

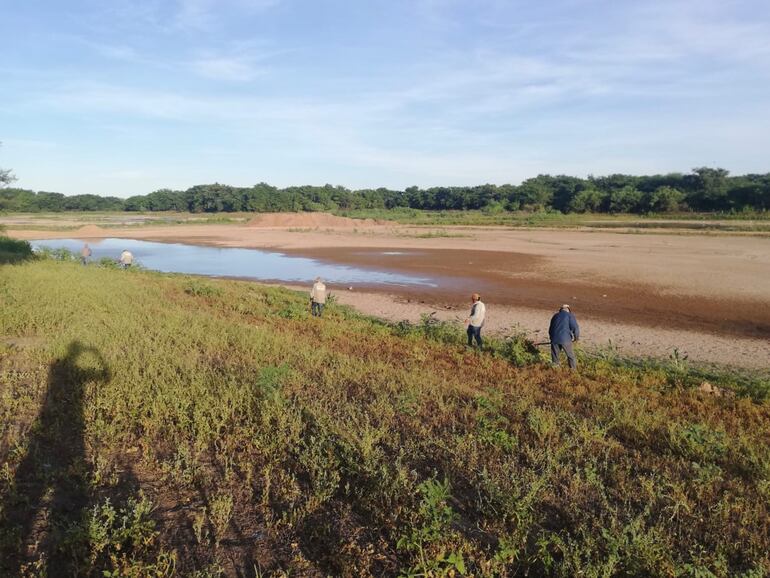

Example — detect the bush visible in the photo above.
[496,331,542,366]
[184,280,223,298]
[35,246,79,262]
[0,236,33,264]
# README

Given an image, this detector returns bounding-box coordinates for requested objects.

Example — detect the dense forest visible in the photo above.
[1,168,769,214]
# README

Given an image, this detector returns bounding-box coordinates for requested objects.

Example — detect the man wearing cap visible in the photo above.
[310,277,327,317]
[549,304,580,369]
[465,293,486,349]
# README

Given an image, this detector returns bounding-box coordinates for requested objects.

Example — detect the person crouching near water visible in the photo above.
[119,249,134,269]
[465,293,486,349]
[549,304,580,369]
[80,243,92,265]
[310,277,327,317]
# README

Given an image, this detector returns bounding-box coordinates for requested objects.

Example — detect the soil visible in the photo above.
[74,224,108,236]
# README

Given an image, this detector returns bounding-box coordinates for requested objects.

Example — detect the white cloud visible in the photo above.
[191,55,265,82]
[187,41,285,81]
[173,0,281,30]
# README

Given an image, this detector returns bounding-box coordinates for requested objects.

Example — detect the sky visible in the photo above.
[2,0,770,197]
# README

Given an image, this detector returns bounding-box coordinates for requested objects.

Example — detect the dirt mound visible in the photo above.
[246,212,384,229]
[75,225,108,236]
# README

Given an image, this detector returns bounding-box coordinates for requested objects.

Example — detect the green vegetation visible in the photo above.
[0,143,15,188]
[2,168,770,215]
[1,245,769,576]
[6,209,770,236]
[339,207,770,229]
[0,236,33,264]
[398,229,472,239]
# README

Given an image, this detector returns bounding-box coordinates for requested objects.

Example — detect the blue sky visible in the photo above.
[2,0,770,196]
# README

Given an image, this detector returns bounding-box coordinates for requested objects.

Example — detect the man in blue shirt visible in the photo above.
[549,304,580,369]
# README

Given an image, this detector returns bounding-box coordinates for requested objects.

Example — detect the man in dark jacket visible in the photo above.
[549,304,580,369]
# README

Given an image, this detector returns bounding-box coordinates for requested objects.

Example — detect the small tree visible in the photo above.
[648,186,684,212]
[607,185,643,213]
[0,142,16,187]
[569,187,605,213]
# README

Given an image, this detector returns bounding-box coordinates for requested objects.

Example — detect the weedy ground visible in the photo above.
[0,245,769,577]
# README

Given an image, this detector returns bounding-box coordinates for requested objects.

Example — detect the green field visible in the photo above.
[336,208,770,232]
[1,245,769,576]
[3,209,770,235]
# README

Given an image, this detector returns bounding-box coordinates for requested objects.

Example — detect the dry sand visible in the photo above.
[11,214,770,370]
[74,225,108,236]
[246,212,384,228]
[302,287,767,370]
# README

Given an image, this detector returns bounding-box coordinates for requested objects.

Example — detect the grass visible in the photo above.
[0,211,250,231]
[397,229,472,239]
[6,209,770,233]
[336,208,770,231]
[1,243,769,576]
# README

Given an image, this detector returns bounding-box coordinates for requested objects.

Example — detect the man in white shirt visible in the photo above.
[465,293,486,348]
[310,277,327,317]
[119,250,134,269]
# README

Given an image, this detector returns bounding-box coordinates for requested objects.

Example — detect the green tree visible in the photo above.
[607,185,643,213]
[516,176,556,210]
[569,187,605,213]
[550,176,591,213]
[0,168,13,187]
[691,167,730,210]
[0,142,16,187]
[647,186,684,212]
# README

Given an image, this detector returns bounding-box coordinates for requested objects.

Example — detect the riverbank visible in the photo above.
[274,283,770,371]
[1,256,768,575]
[9,215,770,370]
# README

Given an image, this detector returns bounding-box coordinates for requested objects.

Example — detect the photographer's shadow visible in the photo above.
[2,340,111,575]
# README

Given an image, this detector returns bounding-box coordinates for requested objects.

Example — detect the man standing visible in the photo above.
[80,243,92,265]
[310,277,327,317]
[119,249,134,269]
[549,304,580,369]
[465,293,486,349]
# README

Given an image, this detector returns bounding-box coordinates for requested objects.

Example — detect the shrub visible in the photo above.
[184,280,223,298]
[495,331,541,366]
[0,236,33,264]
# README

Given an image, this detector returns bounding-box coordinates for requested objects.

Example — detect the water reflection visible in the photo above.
[31,238,436,287]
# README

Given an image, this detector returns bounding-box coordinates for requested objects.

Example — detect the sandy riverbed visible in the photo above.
[10,214,770,370]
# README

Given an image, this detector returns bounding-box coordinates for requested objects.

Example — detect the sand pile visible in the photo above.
[246,212,384,228]
[75,225,108,237]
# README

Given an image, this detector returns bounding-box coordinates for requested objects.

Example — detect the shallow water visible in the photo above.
[30,238,437,287]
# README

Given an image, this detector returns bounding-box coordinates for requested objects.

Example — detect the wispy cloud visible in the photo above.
[191,56,264,81]
[173,0,281,30]
[188,42,285,81]
[4,0,770,195]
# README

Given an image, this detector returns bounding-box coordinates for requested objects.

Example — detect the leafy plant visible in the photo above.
[397,478,466,577]
[184,280,223,298]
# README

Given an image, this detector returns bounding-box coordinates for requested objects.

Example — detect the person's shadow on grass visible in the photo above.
[1,340,111,576]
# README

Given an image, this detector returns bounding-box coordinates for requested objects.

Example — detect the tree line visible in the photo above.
[1,168,769,214]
